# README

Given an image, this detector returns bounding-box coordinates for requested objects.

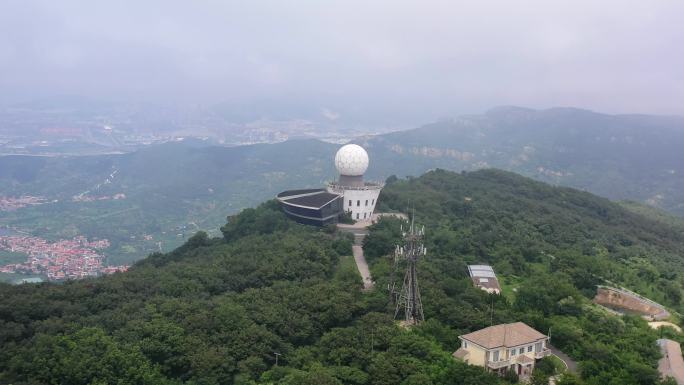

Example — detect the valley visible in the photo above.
[1,107,684,274]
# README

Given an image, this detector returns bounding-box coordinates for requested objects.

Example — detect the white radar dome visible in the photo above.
[335,144,369,176]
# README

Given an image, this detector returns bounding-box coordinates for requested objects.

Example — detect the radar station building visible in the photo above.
[276,189,343,226]
[327,144,383,222]
[276,144,383,226]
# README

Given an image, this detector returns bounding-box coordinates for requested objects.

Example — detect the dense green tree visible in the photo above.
[2,170,683,385]
[5,328,173,385]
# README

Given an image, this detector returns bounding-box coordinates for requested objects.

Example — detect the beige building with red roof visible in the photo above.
[453,322,550,379]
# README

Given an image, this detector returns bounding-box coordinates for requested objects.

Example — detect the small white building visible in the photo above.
[468,265,502,294]
[327,144,383,222]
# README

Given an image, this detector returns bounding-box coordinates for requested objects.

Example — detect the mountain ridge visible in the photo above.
[2,169,683,384]
[2,106,684,266]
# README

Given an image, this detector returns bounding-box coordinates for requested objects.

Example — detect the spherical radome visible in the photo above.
[335,144,369,176]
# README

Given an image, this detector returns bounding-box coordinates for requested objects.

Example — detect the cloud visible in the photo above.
[322,108,341,121]
[0,0,682,121]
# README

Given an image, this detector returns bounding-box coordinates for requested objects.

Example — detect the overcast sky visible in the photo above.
[1,0,682,123]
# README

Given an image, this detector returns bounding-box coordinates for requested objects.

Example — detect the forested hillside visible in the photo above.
[0,201,505,385]
[363,107,684,216]
[2,170,684,384]
[0,140,338,264]
[2,107,684,266]
[366,169,684,385]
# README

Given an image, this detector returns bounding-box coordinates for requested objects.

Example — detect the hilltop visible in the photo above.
[2,106,684,267]
[1,169,683,384]
[0,139,338,265]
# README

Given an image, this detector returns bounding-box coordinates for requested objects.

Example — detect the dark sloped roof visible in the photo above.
[277,189,325,198]
[285,192,340,208]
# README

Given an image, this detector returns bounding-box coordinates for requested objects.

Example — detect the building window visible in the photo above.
[357,200,360,207]
[365,199,368,206]
[519,348,524,355]
[363,213,366,219]
[527,346,533,353]
[510,349,516,357]
[535,342,542,353]
[463,342,468,348]
[372,199,375,205]
[356,213,359,219]
[349,200,352,207]
[493,350,499,361]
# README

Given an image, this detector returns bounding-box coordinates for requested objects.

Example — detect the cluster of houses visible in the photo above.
[0,195,46,211]
[0,235,128,281]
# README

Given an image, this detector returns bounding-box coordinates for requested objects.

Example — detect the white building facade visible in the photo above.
[327,144,383,222]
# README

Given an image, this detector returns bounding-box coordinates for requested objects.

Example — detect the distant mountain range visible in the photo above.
[361,106,684,216]
[1,106,683,265]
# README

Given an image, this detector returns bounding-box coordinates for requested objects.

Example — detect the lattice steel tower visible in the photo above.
[393,217,426,325]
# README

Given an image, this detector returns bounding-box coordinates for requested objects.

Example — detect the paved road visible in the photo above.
[549,345,578,375]
[352,244,374,290]
[337,224,375,291]
[658,339,684,384]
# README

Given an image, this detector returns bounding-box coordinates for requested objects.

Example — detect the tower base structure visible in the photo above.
[327,181,383,222]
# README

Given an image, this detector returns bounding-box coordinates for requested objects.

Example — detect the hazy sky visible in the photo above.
[1,0,683,123]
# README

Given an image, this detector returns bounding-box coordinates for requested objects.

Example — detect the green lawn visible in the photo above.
[499,274,523,302]
[0,249,28,265]
[0,272,46,284]
[334,254,362,285]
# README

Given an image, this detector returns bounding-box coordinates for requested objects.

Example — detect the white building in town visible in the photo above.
[327,144,383,222]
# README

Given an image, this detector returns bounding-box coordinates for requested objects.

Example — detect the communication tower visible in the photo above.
[392,217,426,325]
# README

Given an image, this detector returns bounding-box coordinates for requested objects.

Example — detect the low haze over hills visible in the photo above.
[363,107,684,215]
[2,1,683,383]
[1,107,684,267]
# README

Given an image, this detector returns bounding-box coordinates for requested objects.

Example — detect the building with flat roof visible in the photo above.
[14,277,44,284]
[453,322,550,380]
[468,265,501,294]
[276,144,383,226]
[276,189,343,226]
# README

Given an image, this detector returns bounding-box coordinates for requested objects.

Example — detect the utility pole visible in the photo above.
[392,215,426,326]
[490,295,495,326]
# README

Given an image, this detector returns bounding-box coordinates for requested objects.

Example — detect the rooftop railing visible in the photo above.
[487,359,511,369]
[327,182,384,191]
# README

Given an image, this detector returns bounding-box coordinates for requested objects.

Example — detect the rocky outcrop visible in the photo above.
[593,286,670,320]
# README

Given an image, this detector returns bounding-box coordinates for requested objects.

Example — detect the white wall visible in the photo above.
[341,188,381,221]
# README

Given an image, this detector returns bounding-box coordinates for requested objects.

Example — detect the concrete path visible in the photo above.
[352,244,374,290]
[549,344,578,375]
[337,213,407,291]
[658,339,684,384]
[651,322,682,333]
[338,227,373,290]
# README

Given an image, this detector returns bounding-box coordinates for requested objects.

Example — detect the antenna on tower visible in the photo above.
[391,212,426,326]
